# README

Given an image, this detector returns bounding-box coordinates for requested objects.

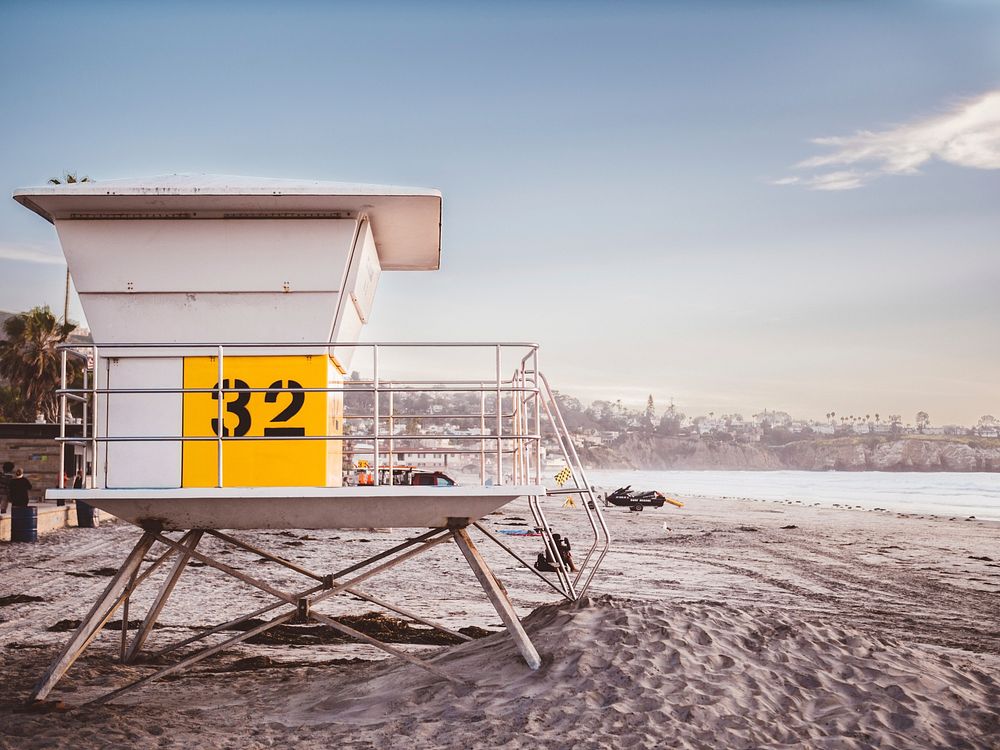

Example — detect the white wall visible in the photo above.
[57,218,358,345]
[100,357,183,489]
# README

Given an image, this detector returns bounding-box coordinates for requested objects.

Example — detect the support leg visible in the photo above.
[451,526,541,670]
[30,532,157,702]
[125,530,202,663]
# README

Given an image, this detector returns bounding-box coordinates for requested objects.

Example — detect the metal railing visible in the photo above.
[54,339,610,598]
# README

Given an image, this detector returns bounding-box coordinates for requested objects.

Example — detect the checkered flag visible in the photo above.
[554,467,572,487]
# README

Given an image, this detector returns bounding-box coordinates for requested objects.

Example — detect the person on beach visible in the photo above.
[9,468,32,508]
[534,534,578,573]
[0,461,13,513]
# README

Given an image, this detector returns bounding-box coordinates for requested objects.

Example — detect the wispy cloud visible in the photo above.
[0,242,65,265]
[775,89,1000,190]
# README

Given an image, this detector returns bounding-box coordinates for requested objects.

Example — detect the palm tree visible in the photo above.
[47,172,91,326]
[0,306,78,422]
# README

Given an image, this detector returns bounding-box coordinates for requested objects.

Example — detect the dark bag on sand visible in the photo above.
[534,552,559,573]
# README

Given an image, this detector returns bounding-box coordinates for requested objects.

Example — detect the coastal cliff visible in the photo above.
[577,435,1000,472]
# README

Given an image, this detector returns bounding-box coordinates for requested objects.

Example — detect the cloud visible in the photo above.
[0,242,65,265]
[776,89,1000,190]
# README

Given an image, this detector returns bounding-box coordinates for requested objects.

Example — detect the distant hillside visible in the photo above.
[578,434,1000,472]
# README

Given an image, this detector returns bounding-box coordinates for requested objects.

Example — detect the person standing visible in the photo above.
[9,468,32,508]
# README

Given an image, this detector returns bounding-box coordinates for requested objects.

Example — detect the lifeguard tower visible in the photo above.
[13,175,609,704]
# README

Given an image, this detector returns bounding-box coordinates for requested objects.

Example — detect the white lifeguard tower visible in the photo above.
[13,175,609,704]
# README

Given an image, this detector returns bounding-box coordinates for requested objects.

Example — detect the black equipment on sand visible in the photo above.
[605,485,668,511]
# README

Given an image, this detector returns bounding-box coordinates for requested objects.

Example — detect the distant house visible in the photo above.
[752,411,792,427]
[393,450,449,469]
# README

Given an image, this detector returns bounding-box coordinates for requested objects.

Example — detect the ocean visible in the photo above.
[586,469,1000,521]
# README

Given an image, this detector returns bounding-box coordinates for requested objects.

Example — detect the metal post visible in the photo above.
[533,348,541,484]
[82,368,89,442]
[216,346,224,488]
[388,388,394,486]
[59,350,67,489]
[479,385,486,485]
[495,345,502,485]
[91,345,99,489]
[518,365,527,483]
[512,367,521,484]
[78,362,88,484]
[372,345,380,485]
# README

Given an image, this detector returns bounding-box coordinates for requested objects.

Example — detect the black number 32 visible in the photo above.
[210,379,305,437]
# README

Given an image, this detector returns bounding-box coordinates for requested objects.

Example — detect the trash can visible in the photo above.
[11,506,38,542]
[76,501,99,528]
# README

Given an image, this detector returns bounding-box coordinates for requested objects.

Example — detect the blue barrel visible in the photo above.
[76,501,98,528]
[11,506,38,543]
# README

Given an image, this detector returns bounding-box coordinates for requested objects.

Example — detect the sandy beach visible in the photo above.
[1,494,997,749]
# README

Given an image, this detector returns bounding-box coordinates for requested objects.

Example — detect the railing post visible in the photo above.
[388,388,394,486]
[217,346,224,488]
[514,366,523,484]
[82,367,88,439]
[59,350,67,489]
[495,345,502,485]
[479,385,486,485]
[533,347,541,485]
[80,361,88,484]
[372,345,380,486]
[91,345,98,489]
[523,366,532,483]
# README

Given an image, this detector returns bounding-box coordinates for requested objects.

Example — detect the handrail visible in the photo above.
[57,341,541,349]
[54,338,609,601]
[57,340,542,489]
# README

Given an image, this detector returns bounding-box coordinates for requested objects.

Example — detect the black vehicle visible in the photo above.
[605,485,667,511]
[410,470,456,487]
[357,466,457,486]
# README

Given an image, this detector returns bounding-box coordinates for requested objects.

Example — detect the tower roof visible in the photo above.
[13,174,442,270]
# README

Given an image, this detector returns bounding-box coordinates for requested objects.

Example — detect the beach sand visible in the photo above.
[0,494,997,748]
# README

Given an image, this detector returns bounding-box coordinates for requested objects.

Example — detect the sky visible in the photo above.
[0,1,998,426]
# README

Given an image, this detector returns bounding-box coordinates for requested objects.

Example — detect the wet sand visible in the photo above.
[0,494,997,748]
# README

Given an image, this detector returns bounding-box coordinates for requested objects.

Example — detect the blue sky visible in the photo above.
[1,1,998,424]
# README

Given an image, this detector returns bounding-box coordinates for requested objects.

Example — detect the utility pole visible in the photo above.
[63,267,71,325]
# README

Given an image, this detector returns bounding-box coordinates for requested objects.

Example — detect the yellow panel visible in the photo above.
[182,356,337,487]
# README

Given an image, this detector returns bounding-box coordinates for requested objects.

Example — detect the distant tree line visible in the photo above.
[0,306,81,422]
